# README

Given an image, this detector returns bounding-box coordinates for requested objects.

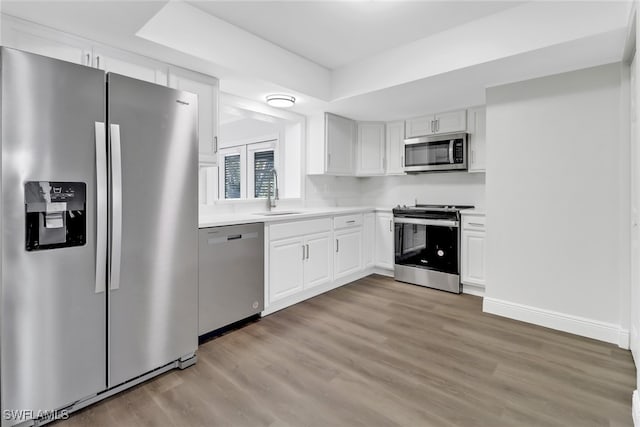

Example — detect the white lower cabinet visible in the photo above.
[461,213,487,290]
[375,212,394,270]
[303,232,332,289]
[363,213,375,268]
[266,212,382,312]
[269,237,305,302]
[268,218,333,304]
[334,228,363,280]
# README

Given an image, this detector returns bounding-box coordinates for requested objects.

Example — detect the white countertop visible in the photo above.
[199,206,390,228]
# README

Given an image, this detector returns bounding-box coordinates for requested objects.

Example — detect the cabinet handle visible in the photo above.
[302,245,305,261]
[336,239,339,253]
[213,136,218,154]
[346,220,356,224]
[468,222,484,227]
[430,120,434,133]
[389,219,392,232]
[436,119,440,132]
[85,53,90,66]
[306,244,310,259]
[96,55,101,69]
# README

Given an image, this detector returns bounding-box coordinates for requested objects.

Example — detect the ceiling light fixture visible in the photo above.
[266,94,296,108]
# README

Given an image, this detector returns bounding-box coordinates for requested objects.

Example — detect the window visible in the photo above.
[218,140,276,200]
[253,150,275,198]
[218,146,246,199]
[224,155,241,199]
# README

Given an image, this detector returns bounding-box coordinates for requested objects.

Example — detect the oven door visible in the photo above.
[394,217,459,275]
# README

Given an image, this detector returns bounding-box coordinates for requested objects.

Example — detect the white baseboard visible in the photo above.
[372,267,393,277]
[483,297,629,348]
[462,282,485,297]
[633,390,640,426]
[262,268,376,316]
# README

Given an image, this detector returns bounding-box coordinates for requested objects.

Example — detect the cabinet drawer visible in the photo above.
[270,218,331,241]
[333,213,363,229]
[462,215,486,231]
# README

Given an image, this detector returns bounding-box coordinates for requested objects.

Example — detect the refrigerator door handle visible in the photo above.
[110,123,123,291]
[95,122,107,293]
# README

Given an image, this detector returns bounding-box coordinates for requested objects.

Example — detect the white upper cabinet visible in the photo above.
[435,110,467,134]
[467,106,486,173]
[385,121,405,175]
[325,113,356,175]
[93,46,168,86]
[356,122,386,176]
[405,109,467,138]
[2,16,91,66]
[168,67,220,164]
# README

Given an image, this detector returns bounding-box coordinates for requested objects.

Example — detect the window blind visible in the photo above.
[224,155,241,199]
[254,150,275,198]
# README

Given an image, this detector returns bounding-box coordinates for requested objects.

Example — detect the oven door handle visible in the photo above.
[394,217,459,227]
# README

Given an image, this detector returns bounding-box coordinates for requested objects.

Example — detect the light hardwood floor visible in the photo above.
[56,275,636,426]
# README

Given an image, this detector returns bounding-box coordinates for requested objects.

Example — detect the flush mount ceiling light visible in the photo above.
[266,94,296,108]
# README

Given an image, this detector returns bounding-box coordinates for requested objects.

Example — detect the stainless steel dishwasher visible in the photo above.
[198,223,264,336]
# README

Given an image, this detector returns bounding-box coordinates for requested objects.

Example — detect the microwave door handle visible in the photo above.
[449,140,455,164]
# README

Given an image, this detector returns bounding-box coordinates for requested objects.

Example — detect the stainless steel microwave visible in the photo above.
[403,132,468,172]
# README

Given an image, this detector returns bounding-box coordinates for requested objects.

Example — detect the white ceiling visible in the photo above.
[0,1,634,122]
[189,1,522,69]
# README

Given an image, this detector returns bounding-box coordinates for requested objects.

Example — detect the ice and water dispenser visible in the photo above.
[25,181,86,251]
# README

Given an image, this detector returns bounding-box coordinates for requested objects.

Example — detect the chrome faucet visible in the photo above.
[267,168,279,211]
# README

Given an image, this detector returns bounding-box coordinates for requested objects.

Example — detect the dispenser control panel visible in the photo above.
[25,181,86,251]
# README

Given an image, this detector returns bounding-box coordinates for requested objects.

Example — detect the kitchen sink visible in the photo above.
[253,211,303,216]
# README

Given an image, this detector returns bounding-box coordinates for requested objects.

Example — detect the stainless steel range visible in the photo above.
[393,204,473,293]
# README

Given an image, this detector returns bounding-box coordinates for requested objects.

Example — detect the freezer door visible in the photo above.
[0,48,107,424]
[107,73,198,387]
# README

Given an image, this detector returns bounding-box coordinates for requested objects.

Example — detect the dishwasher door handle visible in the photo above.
[208,232,259,245]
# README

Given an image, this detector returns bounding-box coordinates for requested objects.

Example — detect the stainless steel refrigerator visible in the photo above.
[0,47,198,426]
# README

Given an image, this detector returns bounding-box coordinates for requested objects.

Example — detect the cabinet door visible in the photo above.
[2,17,91,66]
[325,113,356,175]
[169,68,219,163]
[405,115,434,138]
[467,107,486,173]
[357,122,385,176]
[434,110,467,134]
[334,228,363,279]
[461,230,486,286]
[304,232,332,289]
[385,121,405,175]
[269,237,305,303]
[93,46,167,85]
[362,213,375,268]
[375,214,394,269]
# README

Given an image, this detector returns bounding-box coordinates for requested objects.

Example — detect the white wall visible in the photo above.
[359,173,485,209]
[484,63,629,345]
[304,175,363,208]
[219,118,282,147]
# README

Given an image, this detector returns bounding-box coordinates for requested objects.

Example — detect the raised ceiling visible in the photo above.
[189,1,522,69]
[0,1,634,121]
